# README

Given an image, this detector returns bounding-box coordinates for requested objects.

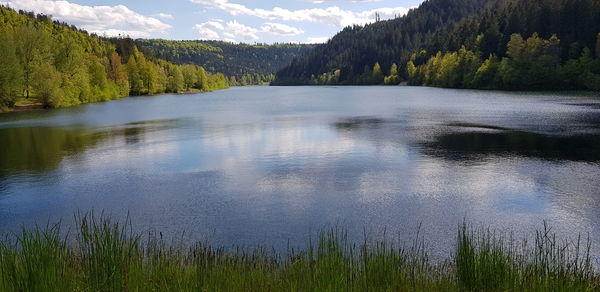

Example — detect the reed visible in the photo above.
[0,216,598,291]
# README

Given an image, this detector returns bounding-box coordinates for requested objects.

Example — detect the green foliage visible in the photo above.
[406,60,421,85]
[14,23,50,99]
[228,72,276,86]
[1,216,598,291]
[274,0,600,90]
[0,6,229,110]
[0,225,74,291]
[133,39,314,80]
[126,55,143,95]
[384,63,402,85]
[596,33,600,57]
[166,65,184,93]
[76,213,141,291]
[123,48,228,95]
[409,33,600,91]
[0,30,23,107]
[32,63,62,108]
[472,55,500,88]
[306,62,403,86]
[311,70,341,85]
[456,223,595,291]
[372,62,384,84]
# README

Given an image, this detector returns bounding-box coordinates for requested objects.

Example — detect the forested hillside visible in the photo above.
[273,0,600,91]
[0,6,228,111]
[134,39,313,85]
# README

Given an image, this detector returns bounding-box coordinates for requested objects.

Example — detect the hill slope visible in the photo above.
[273,0,600,90]
[0,6,228,110]
[134,39,314,83]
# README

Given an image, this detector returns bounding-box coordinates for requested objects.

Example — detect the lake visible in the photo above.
[1,86,599,259]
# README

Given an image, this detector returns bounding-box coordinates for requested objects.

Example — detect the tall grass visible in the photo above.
[0,216,598,291]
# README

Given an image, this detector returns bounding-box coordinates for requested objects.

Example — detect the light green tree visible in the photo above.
[88,57,111,102]
[506,34,525,60]
[0,30,23,108]
[166,65,184,93]
[32,63,63,108]
[126,56,143,95]
[195,67,209,90]
[384,63,401,85]
[181,65,198,91]
[372,62,384,84]
[15,24,49,98]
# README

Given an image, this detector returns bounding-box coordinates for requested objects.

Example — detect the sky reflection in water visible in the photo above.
[0,86,599,260]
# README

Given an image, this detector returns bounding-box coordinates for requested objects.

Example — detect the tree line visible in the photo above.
[408,33,600,90]
[0,6,228,111]
[111,37,279,87]
[134,39,313,81]
[299,32,600,91]
[273,0,600,91]
[228,73,276,86]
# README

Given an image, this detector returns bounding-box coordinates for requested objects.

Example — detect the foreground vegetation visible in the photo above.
[0,6,228,111]
[0,215,597,291]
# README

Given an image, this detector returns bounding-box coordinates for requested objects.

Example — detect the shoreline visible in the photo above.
[0,88,229,115]
[4,85,596,115]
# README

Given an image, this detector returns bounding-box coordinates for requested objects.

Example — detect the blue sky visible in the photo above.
[2,0,424,43]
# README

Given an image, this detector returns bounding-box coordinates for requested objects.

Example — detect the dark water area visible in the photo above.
[0,86,599,261]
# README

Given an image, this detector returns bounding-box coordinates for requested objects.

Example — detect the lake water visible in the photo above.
[1,86,599,259]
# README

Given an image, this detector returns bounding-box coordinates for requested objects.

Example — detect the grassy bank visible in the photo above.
[0,87,225,114]
[0,215,598,291]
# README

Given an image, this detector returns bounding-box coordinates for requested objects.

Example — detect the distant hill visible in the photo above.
[273,0,600,90]
[134,39,314,80]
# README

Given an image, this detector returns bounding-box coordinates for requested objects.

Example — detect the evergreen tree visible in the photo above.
[596,33,600,57]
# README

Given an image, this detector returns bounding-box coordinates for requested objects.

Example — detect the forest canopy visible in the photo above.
[133,39,313,83]
[273,0,600,91]
[0,6,228,110]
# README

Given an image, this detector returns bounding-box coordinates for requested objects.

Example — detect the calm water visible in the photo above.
[1,86,600,259]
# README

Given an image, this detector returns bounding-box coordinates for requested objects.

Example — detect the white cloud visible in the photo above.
[194,20,305,42]
[153,13,174,20]
[1,0,171,38]
[226,20,260,41]
[194,20,258,41]
[194,21,223,39]
[190,0,412,27]
[261,22,304,36]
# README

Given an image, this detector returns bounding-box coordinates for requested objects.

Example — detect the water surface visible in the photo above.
[1,86,599,259]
